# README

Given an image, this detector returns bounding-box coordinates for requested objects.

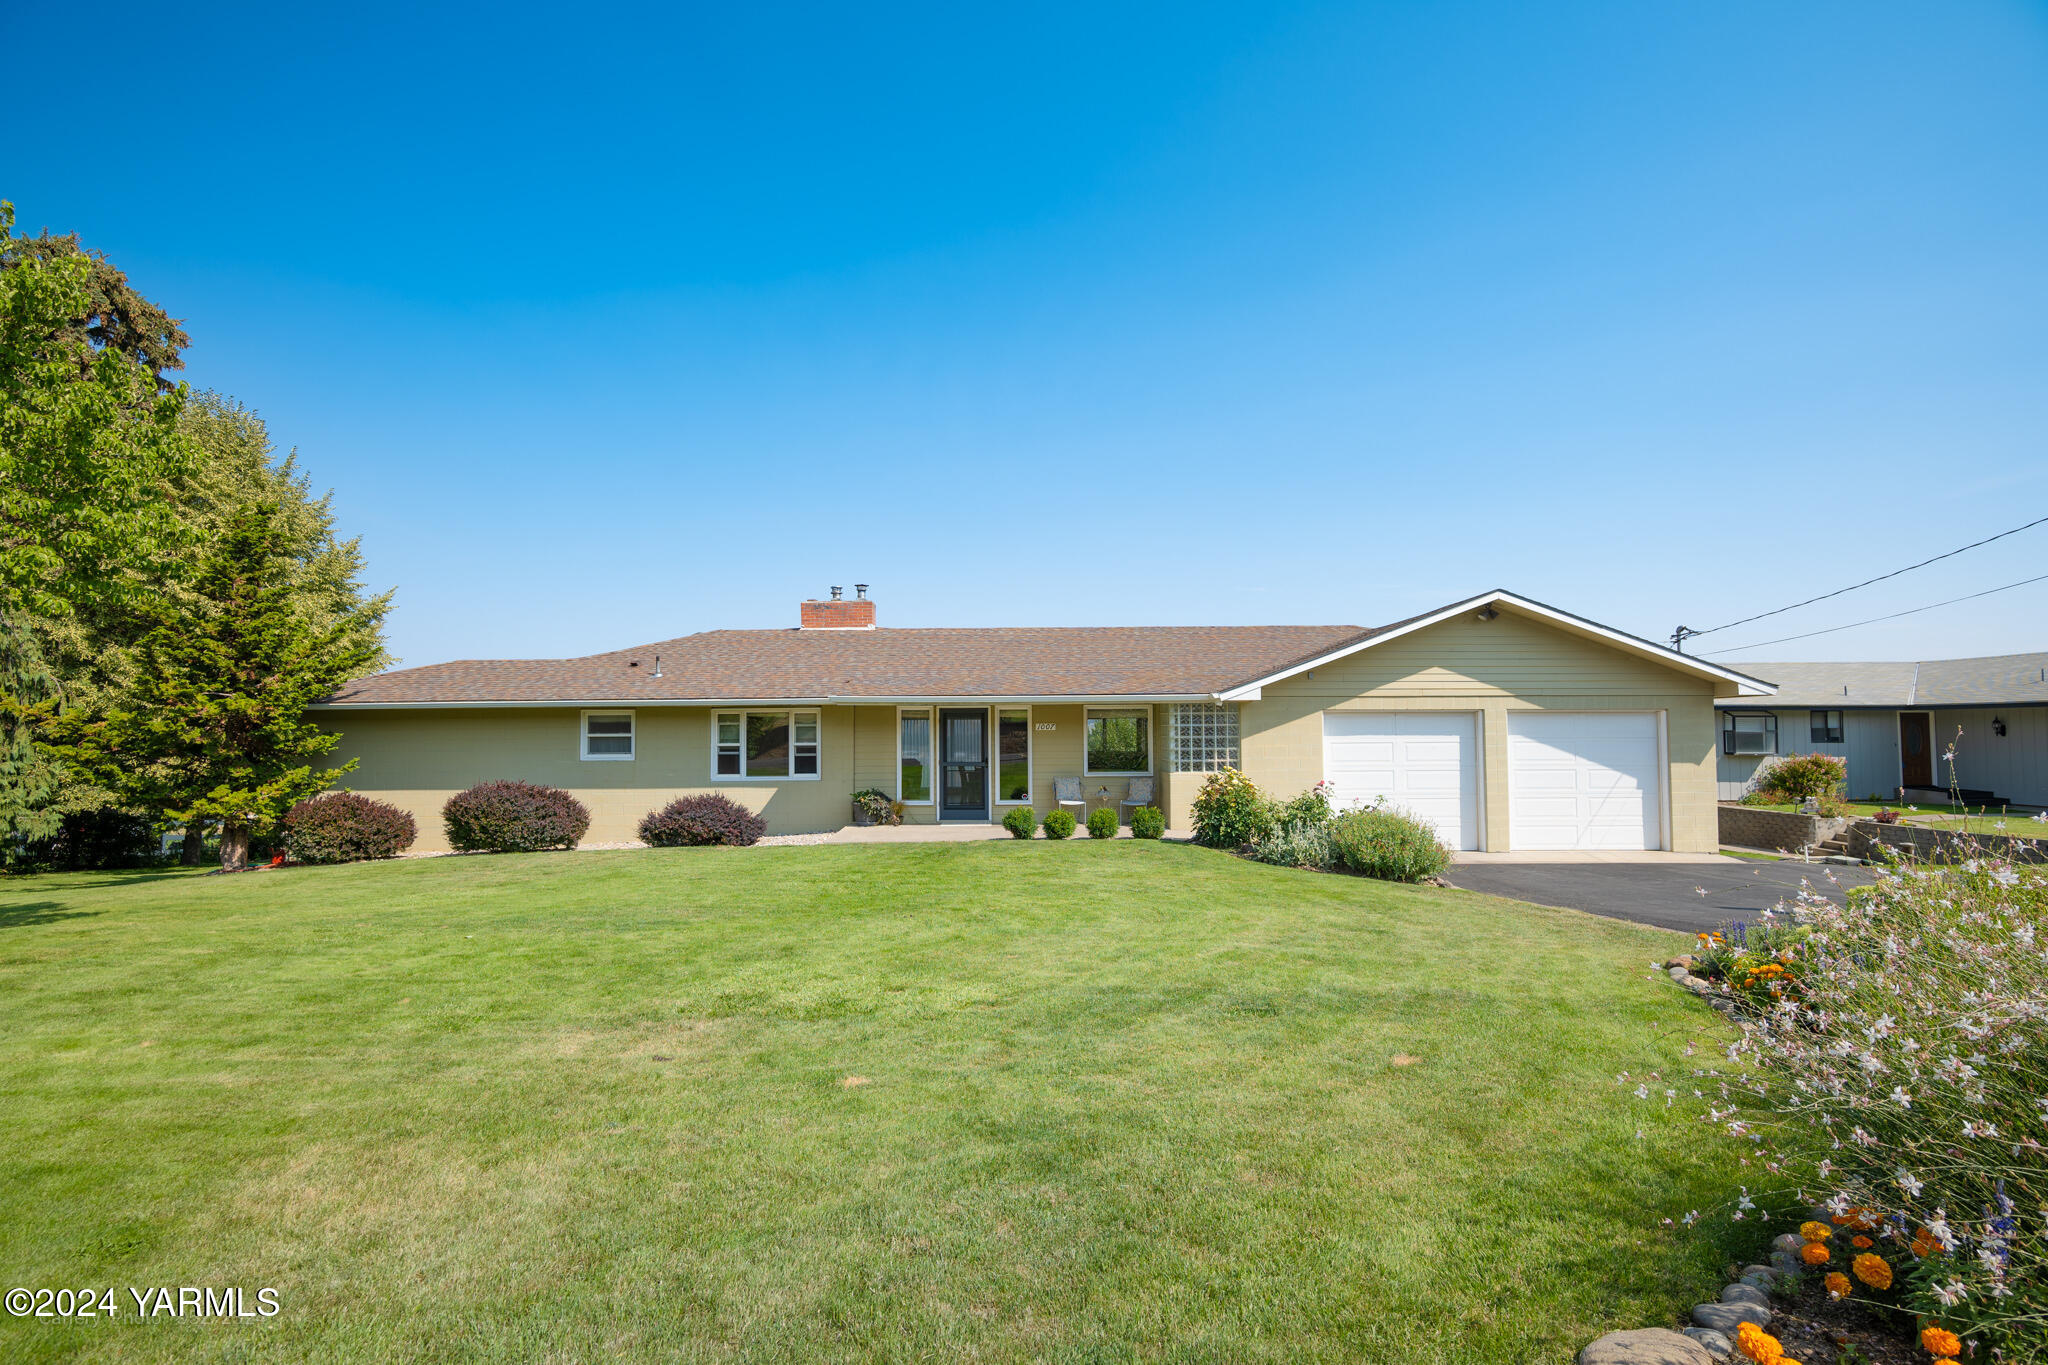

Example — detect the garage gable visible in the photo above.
[1217,591,1771,703]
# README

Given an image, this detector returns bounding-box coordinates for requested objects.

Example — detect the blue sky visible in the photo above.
[10,2,2047,667]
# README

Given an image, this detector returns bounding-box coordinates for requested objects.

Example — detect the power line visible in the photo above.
[1671,513,2048,651]
[1708,571,2048,657]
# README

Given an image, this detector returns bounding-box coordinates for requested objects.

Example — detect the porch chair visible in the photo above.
[1053,777,1087,823]
[1118,776,1156,823]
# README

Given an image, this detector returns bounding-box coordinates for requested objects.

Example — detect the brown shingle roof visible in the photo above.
[323,624,1376,706]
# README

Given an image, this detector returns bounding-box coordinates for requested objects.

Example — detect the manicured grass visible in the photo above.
[1,843,1751,1363]
[1737,798,2044,836]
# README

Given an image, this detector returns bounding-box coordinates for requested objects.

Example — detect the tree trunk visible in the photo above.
[218,821,250,872]
[180,821,206,865]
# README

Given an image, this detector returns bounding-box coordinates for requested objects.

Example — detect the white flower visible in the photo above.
[1897,1170,1924,1197]
[1890,1086,1913,1108]
[1931,1279,1969,1306]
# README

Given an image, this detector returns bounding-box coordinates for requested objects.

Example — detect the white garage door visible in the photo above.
[1322,712,1478,851]
[1507,712,1662,850]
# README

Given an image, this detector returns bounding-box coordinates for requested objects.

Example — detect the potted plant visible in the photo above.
[850,788,897,826]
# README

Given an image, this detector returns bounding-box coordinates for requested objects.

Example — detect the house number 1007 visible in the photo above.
[1035,722,1057,731]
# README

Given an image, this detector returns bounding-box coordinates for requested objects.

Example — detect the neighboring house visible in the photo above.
[316,588,1772,853]
[1714,653,2048,807]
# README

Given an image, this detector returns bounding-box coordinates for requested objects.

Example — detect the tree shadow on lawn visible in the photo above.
[0,900,101,929]
[3,867,205,893]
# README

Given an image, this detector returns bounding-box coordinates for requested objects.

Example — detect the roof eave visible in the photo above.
[314,692,1213,710]
[1215,589,1776,700]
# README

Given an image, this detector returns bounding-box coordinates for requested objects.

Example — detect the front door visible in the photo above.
[1900,712,1934,789]
[939,709,988,820]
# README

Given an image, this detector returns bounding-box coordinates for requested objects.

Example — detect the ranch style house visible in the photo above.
[315,588,1774,853]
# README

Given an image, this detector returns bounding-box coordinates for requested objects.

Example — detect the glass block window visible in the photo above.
[1168,703,1240,772]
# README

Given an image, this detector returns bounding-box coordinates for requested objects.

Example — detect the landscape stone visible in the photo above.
[1579,1327,1716,1365]
[1738,1274,1774,1293]
[1669,966,1691,982]
[1739,1265,1773,1279]
[1682,1326,1733,1359]
[1690,1301,1771,1333]
[1771,1232,1806,1254]
[1720,1283,1768,1306]
[1667,954,1697,970]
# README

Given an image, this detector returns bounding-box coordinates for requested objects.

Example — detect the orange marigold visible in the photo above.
[1851,1234,1872,1248]
[1921,1326,1962,1356]
[1824,1271,1850,1298]
[1852,1252,1892,1289]
[1736,1320,1785,1363]
[1799,1220,1832,1242]
[1834,1207,1878,1231]
[1911,1226,1941,1258]
[1800,1240,1830,1265]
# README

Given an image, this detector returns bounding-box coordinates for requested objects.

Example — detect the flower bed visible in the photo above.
[1618,844,2048,1362]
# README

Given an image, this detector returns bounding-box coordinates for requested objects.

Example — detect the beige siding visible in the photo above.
[329,705,863,851]
[325,699,1167,849]
[1233,609,1720,852]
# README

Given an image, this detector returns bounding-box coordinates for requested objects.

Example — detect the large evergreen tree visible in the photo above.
[53,504,384,870]
[0,202,198,839]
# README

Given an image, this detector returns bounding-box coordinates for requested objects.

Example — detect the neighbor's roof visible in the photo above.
[321,624,1377,706]
[1714,652,2048,709]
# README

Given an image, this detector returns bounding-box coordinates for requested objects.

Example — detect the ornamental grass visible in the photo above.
[1679,842,2048,1356]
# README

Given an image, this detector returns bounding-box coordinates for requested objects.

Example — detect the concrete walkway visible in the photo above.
[761,822,1145,845]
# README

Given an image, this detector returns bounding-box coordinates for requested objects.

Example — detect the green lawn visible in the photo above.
[2,843,1752,1363]
[1738,797,2043,836]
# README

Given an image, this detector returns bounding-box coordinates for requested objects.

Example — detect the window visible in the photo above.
[998,708,1030,802]
[899,708,932,803]
[1168,703,1240,772]
[1810,709,1844,744]
[1722,711,1778,756]
[713,710,820,779]
[1085,707,1150,775]
[582,711,634,760]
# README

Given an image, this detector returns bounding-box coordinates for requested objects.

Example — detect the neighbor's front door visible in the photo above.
[939,709,988,821]
[1900,712,1934,789]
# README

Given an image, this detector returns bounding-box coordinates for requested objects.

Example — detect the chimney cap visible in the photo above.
[854,583,869,599]
[830,585,843,600]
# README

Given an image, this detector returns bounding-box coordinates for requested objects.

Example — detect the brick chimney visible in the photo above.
[799,584,876,629]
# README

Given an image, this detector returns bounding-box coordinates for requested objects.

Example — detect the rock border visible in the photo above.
[1578,1240,1804,1363]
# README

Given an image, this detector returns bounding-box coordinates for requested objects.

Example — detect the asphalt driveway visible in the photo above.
[1442,857,1879,934]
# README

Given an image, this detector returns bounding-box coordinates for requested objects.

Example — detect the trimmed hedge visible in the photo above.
[1129,806,1165,840]
[280,792,416,864]
[1086,807,1118,840]
[1001,806,1038,839]
[442,781,590,853]
[638,794,766,848]
[1042,809,1076,840]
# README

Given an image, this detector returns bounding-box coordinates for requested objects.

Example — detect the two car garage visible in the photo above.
[1321,710,1665,851]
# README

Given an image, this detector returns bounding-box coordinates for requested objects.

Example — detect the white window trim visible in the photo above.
[994,704,1033,805]
[897,706,935,805]
[581,709,636,761]
[1084,706,1154,777]
[709,709,822,782]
